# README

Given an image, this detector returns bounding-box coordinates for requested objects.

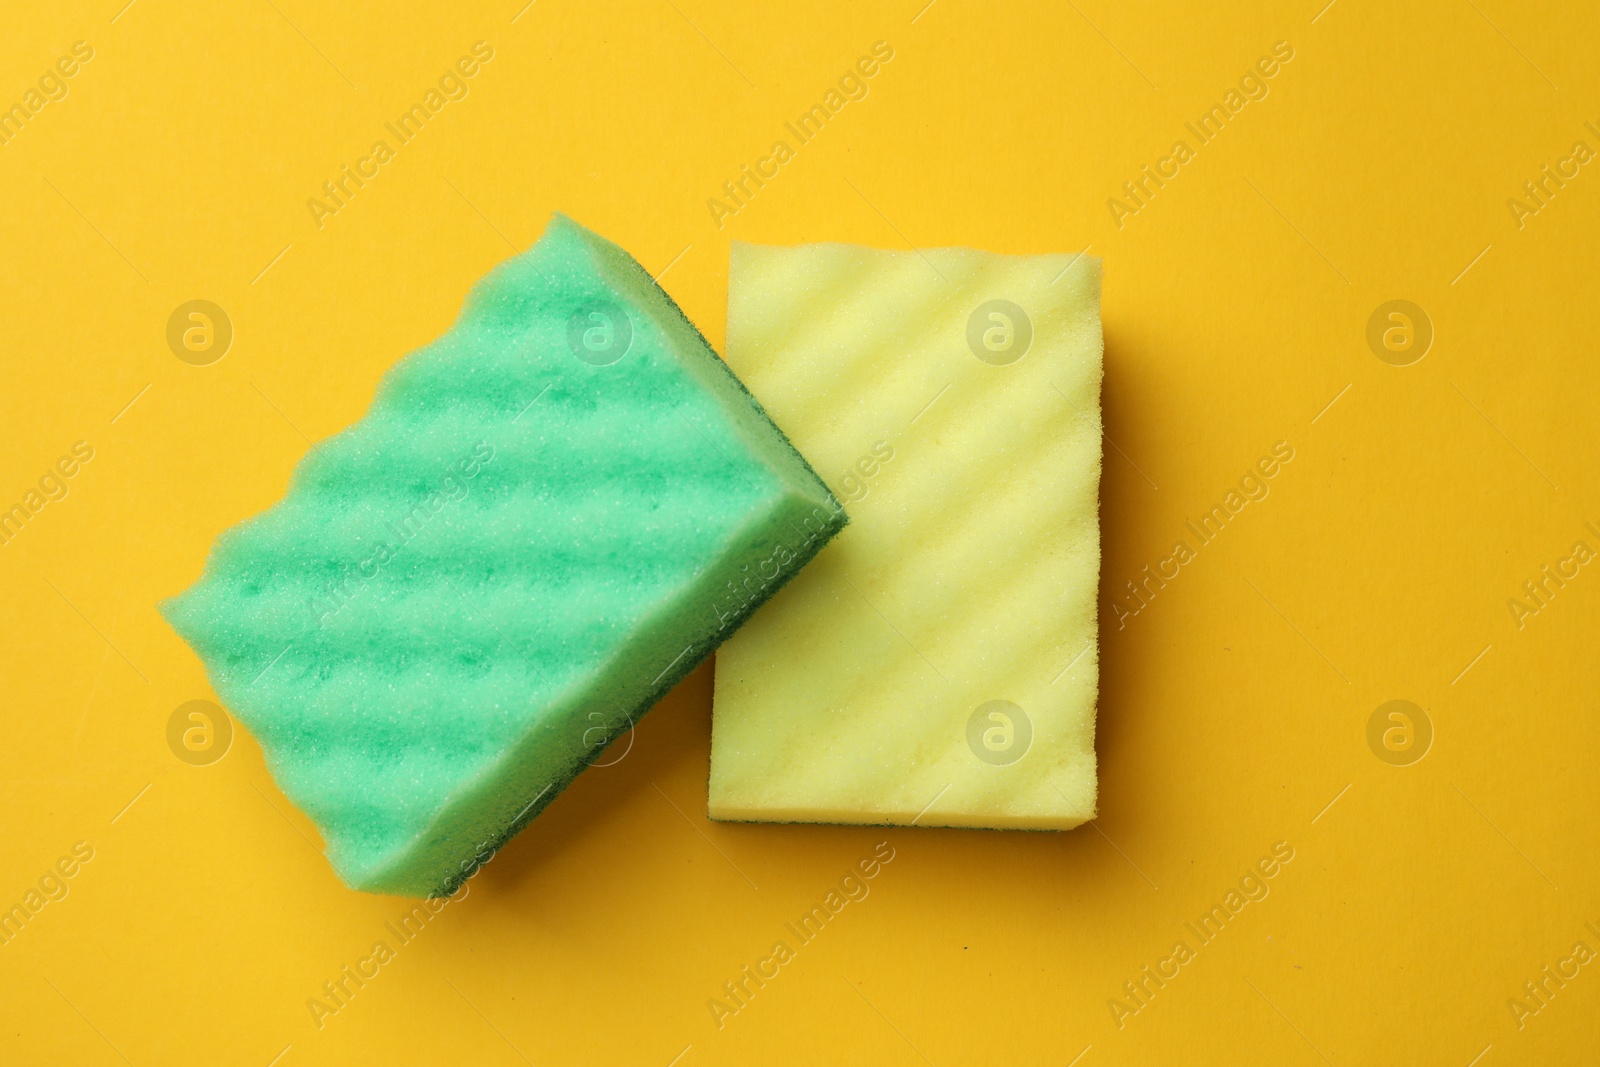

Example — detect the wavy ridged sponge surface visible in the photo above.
[163,215,845,897]
[709,241,1102,830]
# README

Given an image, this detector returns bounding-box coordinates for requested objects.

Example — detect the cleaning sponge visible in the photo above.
[709,240,1102,830]
[163,215,845,897]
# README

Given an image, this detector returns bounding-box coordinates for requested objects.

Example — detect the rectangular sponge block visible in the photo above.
[162,215,845,897]
[709,240,1102,830]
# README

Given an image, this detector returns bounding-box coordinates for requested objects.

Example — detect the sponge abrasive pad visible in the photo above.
[709,240,1101,830]
[163,215,846,897]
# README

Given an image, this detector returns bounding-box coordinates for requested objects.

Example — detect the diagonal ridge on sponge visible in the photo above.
[163,214,846,897]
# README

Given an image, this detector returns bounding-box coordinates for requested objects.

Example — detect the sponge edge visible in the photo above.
[709,240,1101,831]
[162,215,846,897]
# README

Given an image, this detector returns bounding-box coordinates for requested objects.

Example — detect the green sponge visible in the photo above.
[163,214,845,898]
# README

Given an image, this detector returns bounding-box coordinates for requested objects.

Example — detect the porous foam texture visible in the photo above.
[709,241,1102,830]
[163,214,846,897]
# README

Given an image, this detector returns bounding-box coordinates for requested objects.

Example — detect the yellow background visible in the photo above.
[3,0,1597,1062]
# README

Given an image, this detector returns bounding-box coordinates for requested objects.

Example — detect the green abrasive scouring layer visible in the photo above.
[162,213,846,898]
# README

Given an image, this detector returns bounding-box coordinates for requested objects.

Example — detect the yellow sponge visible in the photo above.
[709,240,1102,830]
